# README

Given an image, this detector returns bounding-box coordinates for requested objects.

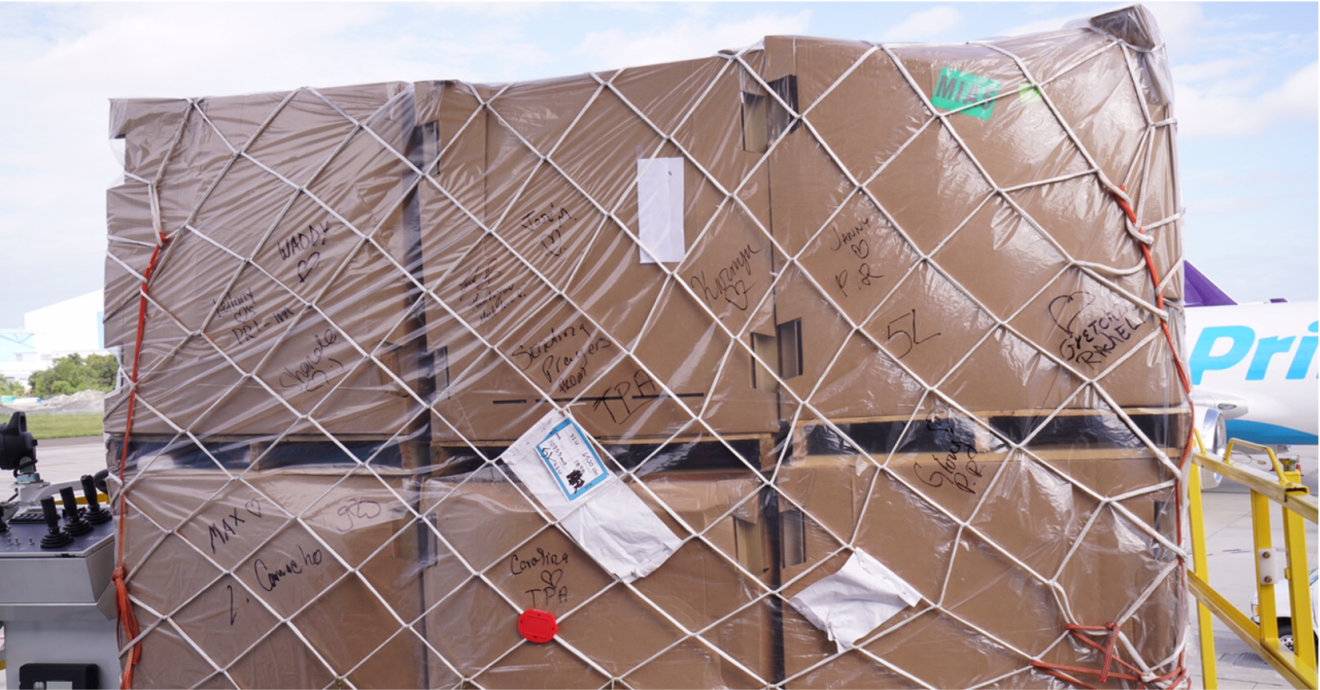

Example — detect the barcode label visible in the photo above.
[536,418,610,501]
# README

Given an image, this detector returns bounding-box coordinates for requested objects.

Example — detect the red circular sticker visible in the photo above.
[518,609,559,643]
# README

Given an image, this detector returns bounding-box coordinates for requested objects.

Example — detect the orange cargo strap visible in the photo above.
[1032,623,1190,688]
[1034,186,1196,690]
[115,229,170,689]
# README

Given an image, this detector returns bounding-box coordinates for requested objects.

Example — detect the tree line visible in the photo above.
[1,353,119,398]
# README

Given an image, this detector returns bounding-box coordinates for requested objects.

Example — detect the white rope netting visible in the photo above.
[103,7,1191,689]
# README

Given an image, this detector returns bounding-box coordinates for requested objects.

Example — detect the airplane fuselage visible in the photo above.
[1186,302,1318,446]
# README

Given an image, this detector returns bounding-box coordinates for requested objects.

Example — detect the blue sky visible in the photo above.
[0,2,1315,329]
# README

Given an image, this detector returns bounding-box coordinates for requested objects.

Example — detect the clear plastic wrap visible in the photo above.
[104,5,1190,688]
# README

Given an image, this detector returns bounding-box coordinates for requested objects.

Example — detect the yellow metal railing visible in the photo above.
[1188,431,1317,689]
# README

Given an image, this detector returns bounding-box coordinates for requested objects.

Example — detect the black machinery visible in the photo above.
[0,412,119,689]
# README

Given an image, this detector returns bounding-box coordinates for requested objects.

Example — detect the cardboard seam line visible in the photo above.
[108,13,1189,689]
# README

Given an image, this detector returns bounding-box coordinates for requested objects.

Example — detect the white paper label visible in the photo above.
[503,411,683,582]
[637,157,685,263]
[536,418,609,501]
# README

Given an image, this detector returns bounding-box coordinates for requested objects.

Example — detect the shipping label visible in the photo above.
[536,418,610,501]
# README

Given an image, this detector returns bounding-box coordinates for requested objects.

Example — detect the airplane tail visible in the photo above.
[1185,261,1237,307]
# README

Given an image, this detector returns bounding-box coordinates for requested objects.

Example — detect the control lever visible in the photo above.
[60,487,92,537]
[39,496,72,549]
[81,475,112,525]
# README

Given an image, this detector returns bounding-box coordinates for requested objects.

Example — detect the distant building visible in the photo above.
[0,291,108,388]
[0,330,36,363]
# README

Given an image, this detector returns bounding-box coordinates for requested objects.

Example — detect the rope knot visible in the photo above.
[1110,186,1154,245]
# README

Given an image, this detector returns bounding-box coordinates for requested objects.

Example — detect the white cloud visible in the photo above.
[436,2,549,20]
[572,10,812,71]
[583,0,712,17]
[1000,17,1076,37]
[1174,87,1268,138]
[684,4,716,20]
[1175,61,1318,137]
[1144,2,1209,52]
[1206,12,1264,31]
[597,2,664,15]
[882,6,965,43]
[1272,61,1319,118]
[1175,57,1259,84]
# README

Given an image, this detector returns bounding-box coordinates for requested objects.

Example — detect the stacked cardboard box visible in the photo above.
[107,5,1189,688]
[419,466,775,688]
[414,64,782,445]
[105,83,427,441]
[117,468,425,688]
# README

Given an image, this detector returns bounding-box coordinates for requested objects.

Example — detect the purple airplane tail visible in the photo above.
[1185,262,1237,307]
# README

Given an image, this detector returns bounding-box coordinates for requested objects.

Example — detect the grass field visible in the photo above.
[25,413,103,440]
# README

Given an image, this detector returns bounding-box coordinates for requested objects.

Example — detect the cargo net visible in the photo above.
[104,8,1193,690]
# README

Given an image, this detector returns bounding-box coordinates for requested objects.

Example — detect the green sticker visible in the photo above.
[931,67,1002,120]
[1018,84,1043,103]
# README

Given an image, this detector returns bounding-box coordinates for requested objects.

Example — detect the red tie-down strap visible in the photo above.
[1109,186,1195,467]
[1031,623,1190,689]
[1034,188,1198,690]
[1111,186,1196,688]
[115,230,170,689]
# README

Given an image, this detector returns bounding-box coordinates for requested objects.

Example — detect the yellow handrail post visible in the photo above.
[1283,487,1316,673]
[1252,482,1282,649]
[1187,430,1219,688]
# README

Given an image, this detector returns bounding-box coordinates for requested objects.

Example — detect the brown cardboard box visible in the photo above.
[416,66,783,443]
[758,23,1184,424]
[104,83,427,439]
[773,412,1183,687]
[121,468,426,688]
[418,466,776,688]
